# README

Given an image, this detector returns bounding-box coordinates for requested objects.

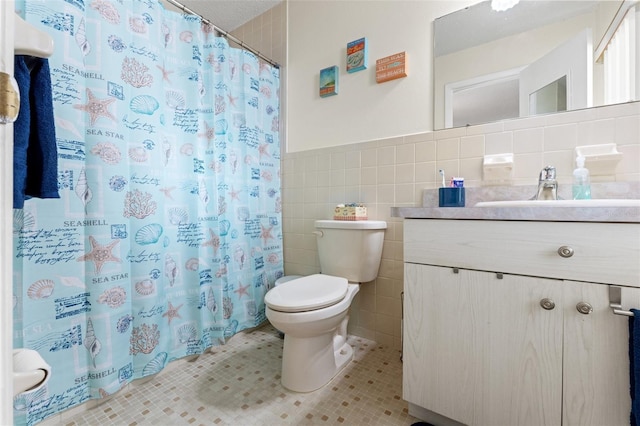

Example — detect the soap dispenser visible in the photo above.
[572,156,591,200]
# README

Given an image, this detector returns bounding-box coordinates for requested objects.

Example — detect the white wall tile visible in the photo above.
[616,115,640,145]
[316,186,331,203]
[345,168,361,185]
[618,144,640,176]
[377,146,396,166]
[436,159,459,179]
[304,155,318,172]
[396,144,415,164]
[395,163,414,184]
[304,171,318,188]
[361,167,377,185]
[377,165,395,184]
[582,119,616,146]
[404,132,434,143]
[345,185,360,202]
[330,169,345,187]
[485,132,513,155]
[415,140,436,162]
[361,148,377,167]
[345,150,361,168]
[394,183,415,204]
[415,162,436,183]
[513,153,543,180]
[434,126,466,140]
[316,170,330,187]
[544,124,577,151]
[360,185,377,204]
[376,184,395,203]
[436,137,460,160]
[303,187,317,204]
[459,157,483,182]
[317,154,331,170]
[543,150,575,181]
[503,114,546,131]
[513,128,543,154]
[460,135,484,158]
[282,102,640,349]
[331,152,346,170]
[330,186,346,204]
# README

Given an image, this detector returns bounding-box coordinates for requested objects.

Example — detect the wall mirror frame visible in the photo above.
[433,0,639,130]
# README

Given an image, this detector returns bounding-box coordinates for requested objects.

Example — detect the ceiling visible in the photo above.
[434,1,600,57]
[172,0,282,32]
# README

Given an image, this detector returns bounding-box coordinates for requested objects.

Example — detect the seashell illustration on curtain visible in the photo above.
[13,1,283,424]
[84,318,102,368]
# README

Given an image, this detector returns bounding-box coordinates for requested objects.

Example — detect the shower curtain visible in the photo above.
[12,0,282,424]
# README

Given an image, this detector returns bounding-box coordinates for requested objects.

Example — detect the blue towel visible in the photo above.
[13,55,60,209]
[630,308,640,426]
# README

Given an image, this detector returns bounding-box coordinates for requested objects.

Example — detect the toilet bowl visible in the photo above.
[272,275,303,338]
[264,219,386,393]
[265,274,359,392]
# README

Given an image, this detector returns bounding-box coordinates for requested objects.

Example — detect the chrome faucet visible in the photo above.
[534,165,558,200]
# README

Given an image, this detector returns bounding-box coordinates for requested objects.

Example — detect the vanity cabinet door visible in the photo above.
[562,281,640,426]
[403,263,563,426]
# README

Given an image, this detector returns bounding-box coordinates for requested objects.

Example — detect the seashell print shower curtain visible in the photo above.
[12,0,282,424]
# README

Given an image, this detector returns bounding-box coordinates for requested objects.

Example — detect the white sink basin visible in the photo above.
[475,199,640,208]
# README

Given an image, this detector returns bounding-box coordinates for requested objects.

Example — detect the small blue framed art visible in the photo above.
[319,66,339,97]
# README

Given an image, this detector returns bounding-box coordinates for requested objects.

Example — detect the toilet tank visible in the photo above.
[314,220,387,283]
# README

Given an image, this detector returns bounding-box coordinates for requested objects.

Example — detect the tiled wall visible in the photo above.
[281,101,640,349]
[230,3,640,349]
[229,2,286,67]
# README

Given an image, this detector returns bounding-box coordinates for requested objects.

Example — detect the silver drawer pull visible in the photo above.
[540,298,555,310]
[557,246,574,258]
[576,302,593,315]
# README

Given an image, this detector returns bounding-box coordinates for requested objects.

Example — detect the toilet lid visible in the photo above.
[265,274,348,313]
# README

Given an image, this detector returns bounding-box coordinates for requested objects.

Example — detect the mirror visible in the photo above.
[434,0,639,129]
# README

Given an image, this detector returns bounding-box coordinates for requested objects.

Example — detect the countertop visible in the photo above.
[391,183,640,223]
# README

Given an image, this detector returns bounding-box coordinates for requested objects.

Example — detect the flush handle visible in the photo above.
[313,231,323,238]
[557,246,574,258]
[540,298,555,310]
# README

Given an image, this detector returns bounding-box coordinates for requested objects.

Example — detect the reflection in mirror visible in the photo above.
[434,0,639,130]
[530,76,567,115]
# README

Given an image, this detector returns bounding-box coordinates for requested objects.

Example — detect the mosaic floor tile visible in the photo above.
[38,324,418,425]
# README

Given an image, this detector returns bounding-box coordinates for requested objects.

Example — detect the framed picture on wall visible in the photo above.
[319,66,339,97]
[346,37,367,73]
[376,51,407,83]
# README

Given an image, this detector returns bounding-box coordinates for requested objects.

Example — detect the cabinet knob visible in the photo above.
[557,246,574,258]
[576,302,593,315]
[540,298,556,310]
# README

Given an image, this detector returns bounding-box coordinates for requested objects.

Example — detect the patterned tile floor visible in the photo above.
[41,324,419,425]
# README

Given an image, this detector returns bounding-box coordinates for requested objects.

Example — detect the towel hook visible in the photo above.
[610,286,634,317]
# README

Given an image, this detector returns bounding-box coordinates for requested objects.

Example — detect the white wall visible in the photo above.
[283,0,640,348]
[286,0,473,152]
[1,2,15,423]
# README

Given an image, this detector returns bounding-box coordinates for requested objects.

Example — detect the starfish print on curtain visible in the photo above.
[73,88,117,126]
[76,236,121,274]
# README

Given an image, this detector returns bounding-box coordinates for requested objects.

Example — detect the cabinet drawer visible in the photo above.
[404,219,640,287]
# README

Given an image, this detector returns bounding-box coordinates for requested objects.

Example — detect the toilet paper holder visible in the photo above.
[13,348,52,396]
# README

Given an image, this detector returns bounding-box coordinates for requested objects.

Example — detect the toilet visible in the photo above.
[265,219,386,392]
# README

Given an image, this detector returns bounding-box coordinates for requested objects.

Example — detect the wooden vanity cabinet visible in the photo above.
[403,219,640,426]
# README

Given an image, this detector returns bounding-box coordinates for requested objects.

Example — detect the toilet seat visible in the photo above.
[265,274,348,313]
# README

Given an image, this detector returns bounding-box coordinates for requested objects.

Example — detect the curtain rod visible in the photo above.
[164,0,280,68]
